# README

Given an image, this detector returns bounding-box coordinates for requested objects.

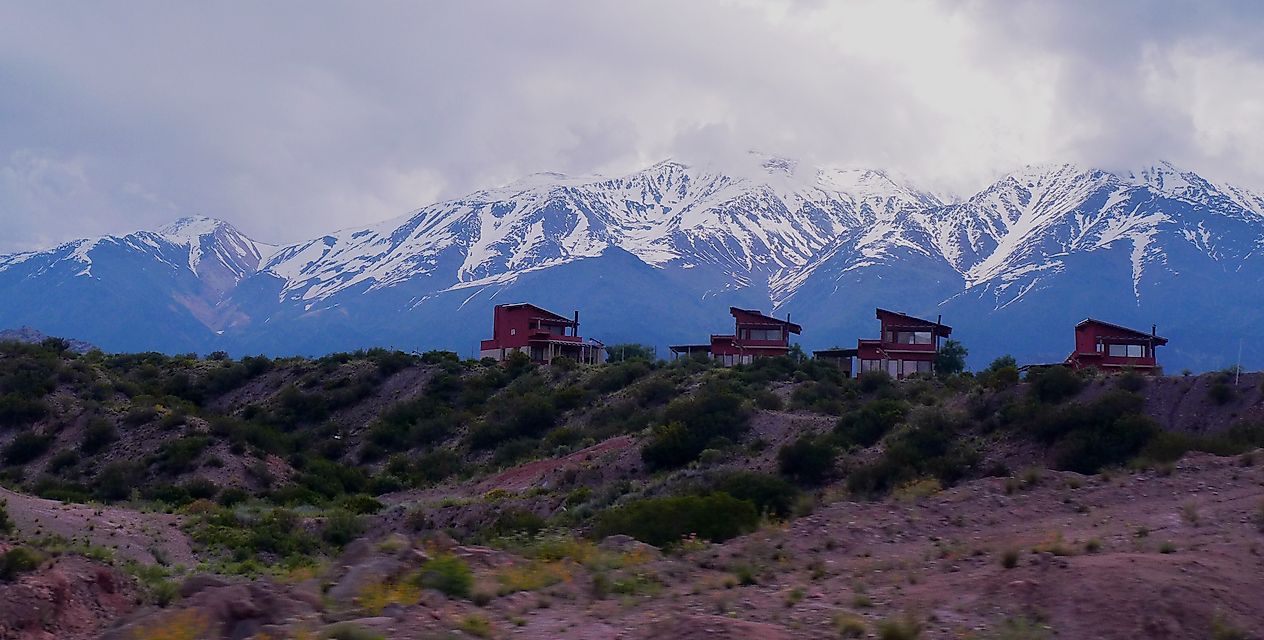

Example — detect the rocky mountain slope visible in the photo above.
[3,158,1263,369]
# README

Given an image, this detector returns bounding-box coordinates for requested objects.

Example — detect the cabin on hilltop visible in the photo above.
[669,307,802,366]
[479,303,605,365]
[855,308,952,379]
[1064,318,1167,373]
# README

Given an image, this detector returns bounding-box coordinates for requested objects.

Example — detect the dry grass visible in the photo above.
[357,579,421,614]
[496,560,573,595]
[128,609,211,640]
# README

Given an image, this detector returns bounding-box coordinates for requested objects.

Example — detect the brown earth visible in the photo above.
[0,487,194,566]
[72,450,1264,640]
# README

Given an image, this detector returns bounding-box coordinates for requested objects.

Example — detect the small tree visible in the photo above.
[605,343,656,363]
[934,340,968,376]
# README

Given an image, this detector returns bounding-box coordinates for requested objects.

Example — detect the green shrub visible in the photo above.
[1117,370,1146,392]
[46,449,79,473]
[94,461,145,501]
[587,361,651,392]
[876,614,922,640]
[492,509,547,537]
[857,370,893,394]
[709,471,800,519]
[1026,366,1082,403]
[790,380,850,414]
[1208,382,1235,405]
[2,431,53,465]
[0,394,48,427]
[80,418,117,454]
[414,553,474,598]
[836,399,908,447]
[594,493,759,546]
[0,547,41,581]
[0,499,12,534]
[778,436,837,485]
[641,384,750,469]
[321,509,364,547]
[337,494,385,515]
[155,436,210,474]
[847,411,977,496]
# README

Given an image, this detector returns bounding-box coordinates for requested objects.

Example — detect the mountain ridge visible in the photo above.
[3,159,1263,369]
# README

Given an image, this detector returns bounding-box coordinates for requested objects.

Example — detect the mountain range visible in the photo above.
[3,157,1263,371]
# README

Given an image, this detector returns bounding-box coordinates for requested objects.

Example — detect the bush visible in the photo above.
[594,493,759,546]
[876,615,922,640]
[857,371,893,394]
[1027,366,1082,403]
[414,553,474,598]
[0,547,41,581]
[709,471,800,519]
[94,462,145,501]
[491,509,547,537]
[0,499,12,534]
[836,399,908,447]
[1117,370,1146,392]
[778,436,838,485]
[587,361,651,393]
[1208,382,1235,405]
[155,436,210,474]
[321,509,364,547]
[1018,391,1160,474]
[0,394,48,427]
[2,431,53,465]
[641,384,750,469]
[847,411,977,496]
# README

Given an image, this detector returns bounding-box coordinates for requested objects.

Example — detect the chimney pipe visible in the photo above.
[574,310,579,336]
[1152,324,1156,337]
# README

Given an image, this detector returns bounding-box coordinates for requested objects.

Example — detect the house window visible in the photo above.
[886,331,933,345]
[742,328,783,341]
[860,359,882,373]
[1107,344,1145,358]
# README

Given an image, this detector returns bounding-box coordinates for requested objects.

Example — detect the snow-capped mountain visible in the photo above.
[0,217,271,352]
[3,160,1263,370]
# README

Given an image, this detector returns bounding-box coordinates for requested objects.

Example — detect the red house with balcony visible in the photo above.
[479,303,605,365]
[1064,318,1167,372]
[669,307,802,366]
[856,308,952,379]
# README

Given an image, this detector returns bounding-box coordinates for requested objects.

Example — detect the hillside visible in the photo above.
[1,340,1263,638]
[4,158,1264,370]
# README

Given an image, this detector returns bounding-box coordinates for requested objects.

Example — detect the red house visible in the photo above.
[1064,318,1167,372]
[669,307,802,366]
[479,303,605,365]
[856,308,952,379]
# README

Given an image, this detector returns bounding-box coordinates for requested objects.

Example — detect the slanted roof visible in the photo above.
[499,302,574,324]
[1076,318,1168,345]
[875,308,952,335]
[729,307,802,334]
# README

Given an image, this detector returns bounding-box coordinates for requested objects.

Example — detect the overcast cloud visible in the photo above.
[1,0,1262,252]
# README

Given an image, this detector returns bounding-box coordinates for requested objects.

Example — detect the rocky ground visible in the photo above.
[3,450,1261,639]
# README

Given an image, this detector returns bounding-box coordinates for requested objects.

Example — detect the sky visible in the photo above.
[1,0,1263,252]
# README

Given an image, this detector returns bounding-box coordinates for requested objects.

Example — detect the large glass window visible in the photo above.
[742,328,784,341]
[860,359,882,372]
[886,331,933,345]
[1107,344,1145,358]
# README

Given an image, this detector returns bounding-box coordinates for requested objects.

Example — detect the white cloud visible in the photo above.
[0,0,1261,252]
